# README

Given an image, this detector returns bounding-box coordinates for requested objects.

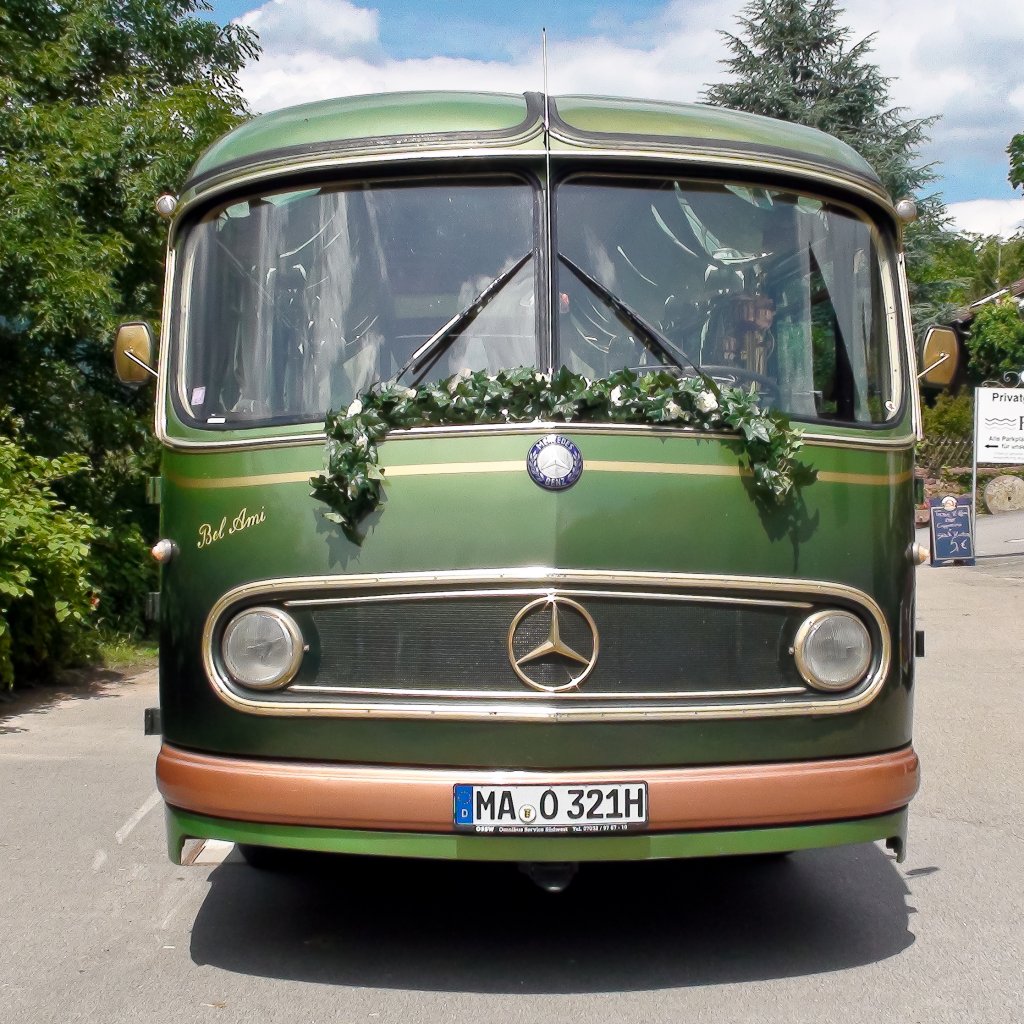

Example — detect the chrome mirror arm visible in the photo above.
[124,350,158,379]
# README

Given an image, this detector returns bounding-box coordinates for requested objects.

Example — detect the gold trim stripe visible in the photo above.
[167,462,911,489]
[385,460,526,477]
[384,460,746,478]
[165,470,312,489]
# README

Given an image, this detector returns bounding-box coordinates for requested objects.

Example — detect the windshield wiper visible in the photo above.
[394,251,533,387]
[558,253,721,397]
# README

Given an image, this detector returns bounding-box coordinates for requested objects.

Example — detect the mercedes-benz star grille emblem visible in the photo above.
[527,434,583,490]
[507,596,600,692]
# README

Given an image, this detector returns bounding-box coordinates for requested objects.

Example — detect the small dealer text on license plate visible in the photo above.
[453,783,648,833]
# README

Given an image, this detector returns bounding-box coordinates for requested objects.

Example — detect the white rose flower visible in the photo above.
[347,399,363,417]
[447,368,473,394]
[664,400,683,419]
[695,390,718,414]
[610,385,624,407]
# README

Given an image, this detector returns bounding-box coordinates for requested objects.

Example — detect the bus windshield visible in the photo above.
[177,173,899,428]
[177,177,538,426]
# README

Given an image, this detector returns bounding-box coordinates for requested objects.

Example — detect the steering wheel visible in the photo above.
[700,365,778,402]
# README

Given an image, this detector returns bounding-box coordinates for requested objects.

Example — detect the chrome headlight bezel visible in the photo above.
[220,606,304,691]
[793,610,873,692]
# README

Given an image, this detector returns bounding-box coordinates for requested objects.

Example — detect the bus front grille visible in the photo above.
[267,587,827,708]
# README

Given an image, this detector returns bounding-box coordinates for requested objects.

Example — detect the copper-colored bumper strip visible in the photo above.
[157,744,919,833]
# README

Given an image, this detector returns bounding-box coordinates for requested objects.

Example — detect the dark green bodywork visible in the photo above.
[158,92,916,862]
[159,430,915,767]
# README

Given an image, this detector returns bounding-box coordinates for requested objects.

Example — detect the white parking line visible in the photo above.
[115,790,162,844]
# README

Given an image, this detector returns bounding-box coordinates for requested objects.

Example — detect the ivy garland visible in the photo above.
[310,366,815,544]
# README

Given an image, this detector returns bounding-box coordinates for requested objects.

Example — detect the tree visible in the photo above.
[921,232,1024,307]
[1010,133,1024,191]
[966,297,1024,383]
[702,0,947,326]
[0,2,258,638]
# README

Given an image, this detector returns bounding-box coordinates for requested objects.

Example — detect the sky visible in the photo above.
[206,0,1024,238]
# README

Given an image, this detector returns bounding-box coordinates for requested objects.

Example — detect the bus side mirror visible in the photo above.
[114,322,158,386]
[918,326,960,389]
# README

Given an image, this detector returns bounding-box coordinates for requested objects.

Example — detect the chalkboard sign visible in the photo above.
[929,496,975,566]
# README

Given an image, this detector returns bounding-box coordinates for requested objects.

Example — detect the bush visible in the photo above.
[921,391,974,440]
[0,422,98,688]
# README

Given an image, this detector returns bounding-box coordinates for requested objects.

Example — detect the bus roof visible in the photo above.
[186,91,885,201]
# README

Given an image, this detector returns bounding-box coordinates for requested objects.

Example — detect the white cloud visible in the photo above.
[842,1,1024,196]
[234,0,735,113]
[234,0,1024,203]
[947,199,1024,239]
[238,52,538,111]
[238,0,380,58]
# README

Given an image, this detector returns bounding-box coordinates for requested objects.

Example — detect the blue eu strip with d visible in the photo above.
[454,785,474,825]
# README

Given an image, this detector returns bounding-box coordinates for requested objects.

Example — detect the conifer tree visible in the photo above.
[702,0,944,321]
[704,0,935,201]
[1010,133,1024,191]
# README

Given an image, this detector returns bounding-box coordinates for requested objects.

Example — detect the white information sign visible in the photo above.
[974,388,1024,465]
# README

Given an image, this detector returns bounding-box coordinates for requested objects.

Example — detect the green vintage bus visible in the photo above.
[118,91,929,888]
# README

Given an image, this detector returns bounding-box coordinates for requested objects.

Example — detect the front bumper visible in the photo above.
[157,743,918,863]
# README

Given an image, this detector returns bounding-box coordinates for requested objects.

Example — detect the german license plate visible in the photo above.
[453,782,647,834]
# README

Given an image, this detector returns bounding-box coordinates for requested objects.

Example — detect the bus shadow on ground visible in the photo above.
[189,843,914,992]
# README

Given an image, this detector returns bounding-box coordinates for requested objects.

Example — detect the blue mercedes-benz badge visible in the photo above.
[527,434,584,491]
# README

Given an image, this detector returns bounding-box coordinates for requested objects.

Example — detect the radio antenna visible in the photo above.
[542,27,554,372]
[542,28,550,132]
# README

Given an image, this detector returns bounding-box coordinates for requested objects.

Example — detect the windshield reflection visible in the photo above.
[177,174,897,428]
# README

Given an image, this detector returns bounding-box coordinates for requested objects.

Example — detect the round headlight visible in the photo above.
[793,611,872,692]
[221,607,303,690]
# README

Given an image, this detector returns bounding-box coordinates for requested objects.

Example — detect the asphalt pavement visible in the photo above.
[1,516,1022,1023]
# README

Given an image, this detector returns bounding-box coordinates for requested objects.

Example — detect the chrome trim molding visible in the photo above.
[156,418,916,454]
[177,147,547,218]
[897,252,924,441]
[201,567,892,722]
[177,141,894,222]
[284,587,812,609]
[288,683,809,700]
